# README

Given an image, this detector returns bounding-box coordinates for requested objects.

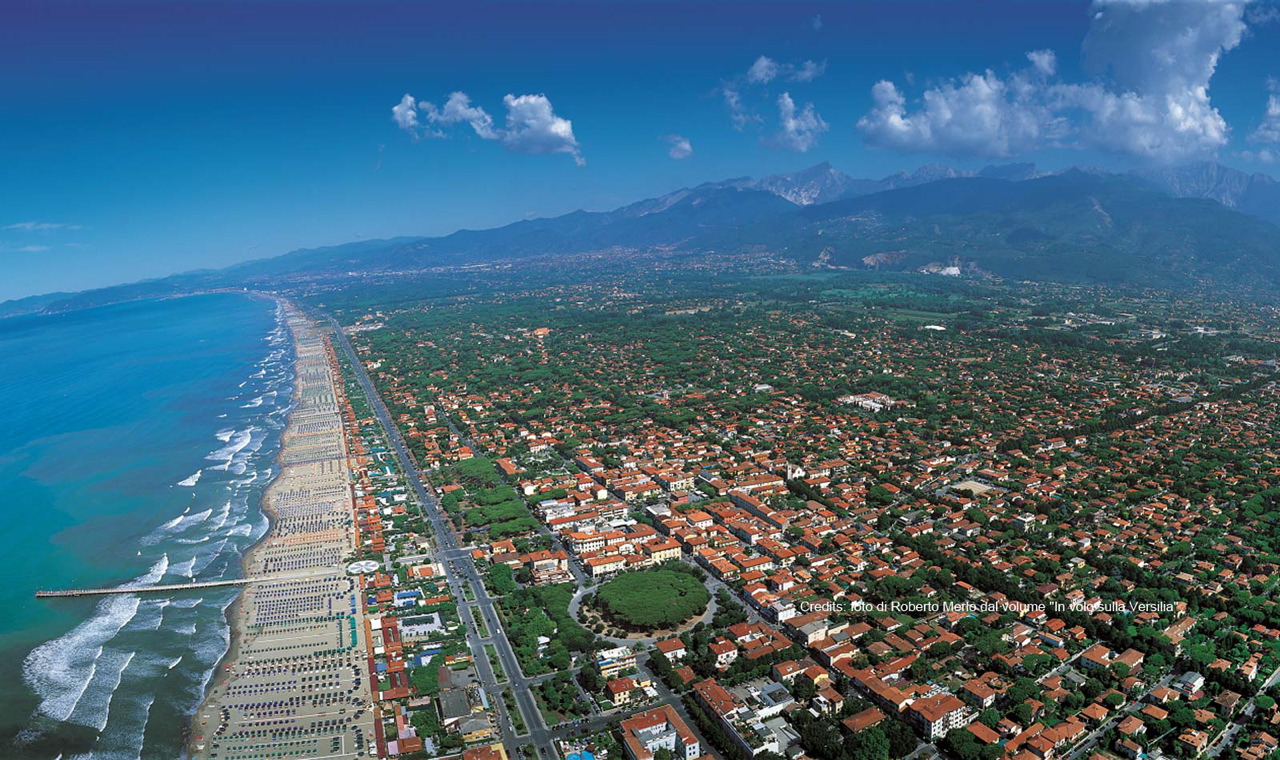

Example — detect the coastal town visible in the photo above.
[219,273,1280,760]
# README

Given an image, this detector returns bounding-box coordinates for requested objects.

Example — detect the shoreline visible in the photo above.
[187,303,375,759]
[185,296,292,755]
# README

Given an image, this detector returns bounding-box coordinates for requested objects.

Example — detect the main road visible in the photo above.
[326,316,553,756]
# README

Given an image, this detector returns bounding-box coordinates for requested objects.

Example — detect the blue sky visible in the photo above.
[2,0,1279,302]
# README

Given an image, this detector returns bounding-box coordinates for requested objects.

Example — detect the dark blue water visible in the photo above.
[0,293,293,759]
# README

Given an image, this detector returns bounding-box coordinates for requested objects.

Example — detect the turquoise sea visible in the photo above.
[0,293,292,759]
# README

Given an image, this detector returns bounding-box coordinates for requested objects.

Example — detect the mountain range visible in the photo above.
[6,159,1280,316]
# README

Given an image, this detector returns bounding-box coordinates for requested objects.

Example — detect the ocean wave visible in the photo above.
[138,598,171,632]
[206,428,253,469]
[170,557,196,579]
[157,506,212,533]
[207,500,232,532]
[176,469,202,487]
[23,594,141,723]
[191,538,230,575]
[240,396,264,408]
[124,554,169,588]
[68,648,136,732]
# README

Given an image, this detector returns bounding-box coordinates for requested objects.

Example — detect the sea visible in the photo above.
[0,292,294,759]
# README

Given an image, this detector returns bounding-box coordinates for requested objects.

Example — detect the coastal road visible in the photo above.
[327,318,554,755]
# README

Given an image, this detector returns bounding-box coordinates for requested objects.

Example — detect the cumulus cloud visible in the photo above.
[499,94,583,165]
[391,94,420,132]
[663,134,693,159]
[723,55,827,146]
[392,91,582,165]
[776,93,829,152]
[747,56,780,84]
[856,0,1251,163]
[1027,49,1056,77]
[422,92,498,139]
[858,71,1060,158]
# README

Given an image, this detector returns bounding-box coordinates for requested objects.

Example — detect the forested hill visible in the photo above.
[9,163,1280,317]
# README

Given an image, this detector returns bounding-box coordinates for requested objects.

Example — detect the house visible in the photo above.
[608,677,639,705]
[1175,671,1206,696]
[906,693,971,739]
[619,705,702,760]
[709,638,739,670]
[656,638,687,661]
[843,707,886,734]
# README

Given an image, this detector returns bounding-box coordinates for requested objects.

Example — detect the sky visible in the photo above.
[2,0,1280,302]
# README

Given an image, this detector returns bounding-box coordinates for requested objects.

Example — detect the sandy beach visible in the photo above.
[188,306,375,760]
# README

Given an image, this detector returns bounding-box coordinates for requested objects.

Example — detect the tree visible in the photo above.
[845,725,891,760]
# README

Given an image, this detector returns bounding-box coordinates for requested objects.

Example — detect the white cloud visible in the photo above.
[858,71,1059,158]
[745,55,827,85]
[1027,49,1056,77]
[4,221,81,231]
[391,91,583,165]
[663,134,693,159]
[1069,0,1246,161]
[813,14,823,31]
[724,87,758,130]
[0,244,51,253]
[747,56,780,84]
[1243,148,1277,163]
[776,93,828,152]
[422,92,497,139]
[1247,3,1280,25]
[793,60,827,83]
[856,0,1251,163]
[1250,80,1280,144]
[500,94,584,165]
[392,93,420,132]
[724,56,827,142]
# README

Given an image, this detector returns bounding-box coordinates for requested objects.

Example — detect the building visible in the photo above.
[656,638,687,661]
[709,638,739,670]
[693,679,781,757]
[619,704,702,760]
[597,646,638,679]
[906,693,971,739]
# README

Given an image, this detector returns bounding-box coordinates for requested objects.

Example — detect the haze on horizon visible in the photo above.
[3,0,1280,302]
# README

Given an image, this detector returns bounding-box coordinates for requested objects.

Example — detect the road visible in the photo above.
[328,318,553,755]
[332,318,745,759]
